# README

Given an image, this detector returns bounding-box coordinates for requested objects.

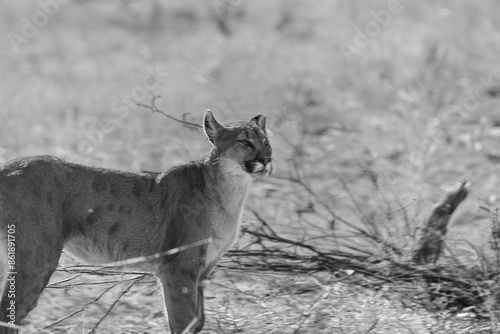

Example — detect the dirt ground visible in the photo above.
[24,267,489,334]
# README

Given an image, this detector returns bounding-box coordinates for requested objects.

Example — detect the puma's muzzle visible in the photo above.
[244,157,273,177]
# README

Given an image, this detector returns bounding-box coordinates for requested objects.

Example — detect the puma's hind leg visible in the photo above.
[0,222,63,333]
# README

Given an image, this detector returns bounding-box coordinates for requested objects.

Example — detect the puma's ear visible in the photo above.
[203,109,223,145]
[250,114,266,132]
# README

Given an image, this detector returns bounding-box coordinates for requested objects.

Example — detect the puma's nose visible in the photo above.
[258,156,271,165]
[258,156,272,175]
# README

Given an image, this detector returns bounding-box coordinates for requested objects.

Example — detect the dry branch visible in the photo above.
[137,91,202,129]
[413,180,470,264]
[43,282,121,330]
[88,280,139,334]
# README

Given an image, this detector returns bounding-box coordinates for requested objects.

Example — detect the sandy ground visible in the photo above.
[21,267,487,334]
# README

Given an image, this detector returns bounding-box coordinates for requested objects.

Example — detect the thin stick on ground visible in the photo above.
[88,280,139,334]
[46,273,82,288]
[362,318,379,334]
[48,274,147,288]
[43,282,122,330]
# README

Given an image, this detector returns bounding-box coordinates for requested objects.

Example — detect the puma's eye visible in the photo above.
[263,139,270,148]
[239,140,254,148]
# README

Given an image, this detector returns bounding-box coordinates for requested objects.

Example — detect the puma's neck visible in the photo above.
[204,149,252,217]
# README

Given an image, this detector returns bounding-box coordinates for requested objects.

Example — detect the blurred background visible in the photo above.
[1,0,500,240]
[1,0,500,330]
[1,0,500,259]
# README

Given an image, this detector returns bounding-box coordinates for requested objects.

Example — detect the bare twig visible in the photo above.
[88,280,139,334]
[48,274,148,288]
[101,237,212,267]
[43,282,122,330]
[46,273,82,288]
[181,317,199,334]
[269,175,363,233]
[362,318,379,334]
[58,238,212,277]
[269,174,404,257]
[137,91,202,129]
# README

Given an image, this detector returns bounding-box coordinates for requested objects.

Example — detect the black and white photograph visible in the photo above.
[1,1,500,333]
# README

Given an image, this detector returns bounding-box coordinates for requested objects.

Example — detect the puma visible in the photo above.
[0,110,272,333]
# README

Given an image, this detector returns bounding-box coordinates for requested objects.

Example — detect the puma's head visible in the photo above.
[203,110,272,178]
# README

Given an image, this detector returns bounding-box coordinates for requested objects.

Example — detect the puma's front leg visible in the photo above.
[157,264,205,333]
